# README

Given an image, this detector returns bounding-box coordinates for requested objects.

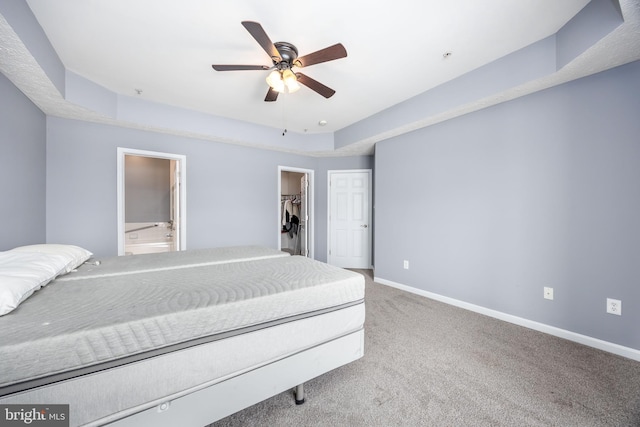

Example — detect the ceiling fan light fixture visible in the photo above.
[266,69,300,94]
[282,69,300,93]
[266,70,285,93]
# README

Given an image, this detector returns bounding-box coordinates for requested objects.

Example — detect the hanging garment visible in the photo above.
[289,215,299,238]
[282,199,293,231]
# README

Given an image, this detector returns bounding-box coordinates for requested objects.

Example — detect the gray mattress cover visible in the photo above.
[0,254,364,391]
[58,245,289,281]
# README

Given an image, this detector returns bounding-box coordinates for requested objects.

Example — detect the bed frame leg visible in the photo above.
[294,383,305,405]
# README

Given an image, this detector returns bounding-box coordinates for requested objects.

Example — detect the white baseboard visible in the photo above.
[374,276,640,362]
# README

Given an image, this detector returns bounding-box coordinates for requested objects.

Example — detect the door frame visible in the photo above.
[327,169,373,267]
[117,147,187,256]
[277,166,314,259]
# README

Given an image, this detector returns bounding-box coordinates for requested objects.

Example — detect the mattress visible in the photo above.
[1,306,364,426]
[58,245,289,281]
[0,254,364,393]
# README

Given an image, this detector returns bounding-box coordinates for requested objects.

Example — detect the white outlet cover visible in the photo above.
[606,298,622,315]
[543,287,554,300]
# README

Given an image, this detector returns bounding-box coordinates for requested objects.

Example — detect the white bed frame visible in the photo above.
[104,329,364,426]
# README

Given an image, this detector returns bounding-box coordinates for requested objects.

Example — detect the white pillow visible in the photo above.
[10,244,92,273]
[0,251,74,316]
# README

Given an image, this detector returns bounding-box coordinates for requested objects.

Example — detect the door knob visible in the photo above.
[361,224,368,228]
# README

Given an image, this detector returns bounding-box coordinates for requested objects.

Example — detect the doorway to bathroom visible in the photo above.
[117,148,186,256]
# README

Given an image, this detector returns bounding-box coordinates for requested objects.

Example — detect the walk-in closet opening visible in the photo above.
[278,166,313,258]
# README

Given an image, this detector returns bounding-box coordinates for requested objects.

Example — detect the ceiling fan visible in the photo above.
[212,21,347,102]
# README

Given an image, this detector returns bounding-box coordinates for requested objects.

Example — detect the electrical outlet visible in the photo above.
[403,260,409,270]
[543,287,554,300]
[606,298,622,315]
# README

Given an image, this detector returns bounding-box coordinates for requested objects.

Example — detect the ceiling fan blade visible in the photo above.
[296,73,336,98]
[212,64,269,71]
[294,43,347,68]
[264,87,279,102]
[241,21,281,60]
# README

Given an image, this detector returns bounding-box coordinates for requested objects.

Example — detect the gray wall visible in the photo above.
[45,116,371,259]
[374,60,640,350]
[0,73,46,250]
[125,156,170,223]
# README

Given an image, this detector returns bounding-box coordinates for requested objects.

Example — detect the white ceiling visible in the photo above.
[24,0,591,134]
[1,1,639,156]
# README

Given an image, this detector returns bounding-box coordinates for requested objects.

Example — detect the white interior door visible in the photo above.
[300,175,309,257]
[170,159,181,251]
[328,170,372,268]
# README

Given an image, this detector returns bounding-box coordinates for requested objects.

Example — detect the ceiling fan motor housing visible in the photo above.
[273,42,299,69]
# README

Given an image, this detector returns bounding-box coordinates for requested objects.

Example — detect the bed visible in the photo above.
[0,245,365,426]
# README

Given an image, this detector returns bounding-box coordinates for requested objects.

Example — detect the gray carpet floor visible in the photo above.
[212,269,640,426]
